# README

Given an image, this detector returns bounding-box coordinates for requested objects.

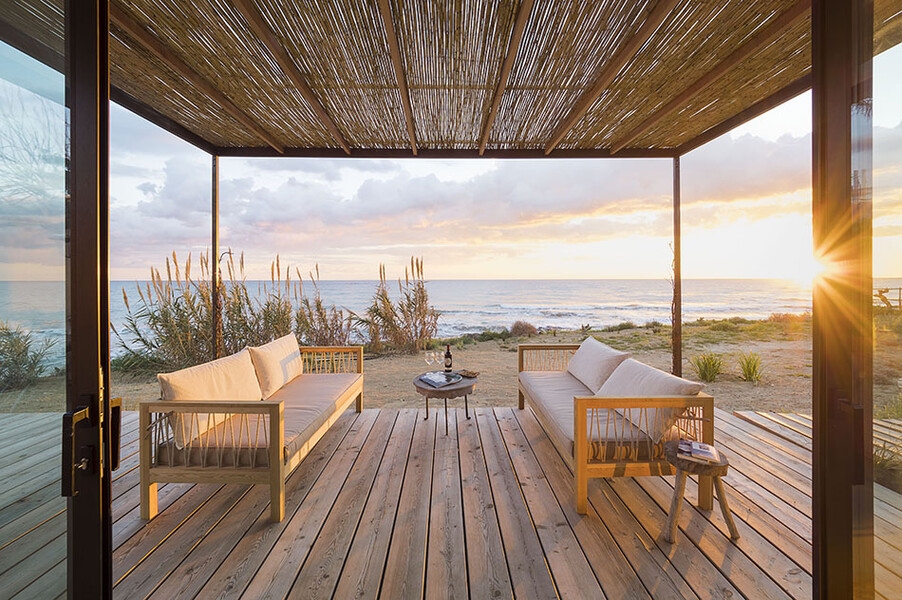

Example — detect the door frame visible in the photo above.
[811,0,875,597]
[65,1,112,597]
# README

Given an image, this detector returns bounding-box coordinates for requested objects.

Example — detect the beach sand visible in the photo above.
[3,318,900,415]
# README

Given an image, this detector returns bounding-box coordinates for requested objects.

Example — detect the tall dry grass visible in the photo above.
[114,252,441,374]
[294,265,354,346]
[115,251,299,374]
[355,258,439,354]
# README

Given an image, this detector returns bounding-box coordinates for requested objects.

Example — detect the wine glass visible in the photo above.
[424,350,435,370]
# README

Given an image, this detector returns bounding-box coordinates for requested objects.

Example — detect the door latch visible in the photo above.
[62,404,91,497]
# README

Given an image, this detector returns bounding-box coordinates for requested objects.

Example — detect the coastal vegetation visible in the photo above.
[690,351,724,382]
[113,252,441,375]
[510,321,538,337]
[738,351,765,383]
[354,258,439,354]
[0,321,56,390]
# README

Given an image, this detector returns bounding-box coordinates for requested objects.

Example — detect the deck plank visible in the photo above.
[423,408,468,599]
[289,410,411,600]
[514,406,668,599]
[519,407,698,599]
[2,408,900,599]
[379,409,436,600]
[606,477,744,599]
[475,407,559,599]
[332,409,419,600]
[456,408,514,600]
[241,409,388,599]
[193,410,360,599]
[635,475,807,599]
[495,407,606,599]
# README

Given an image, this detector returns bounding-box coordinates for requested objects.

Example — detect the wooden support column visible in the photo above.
[672,156,682,377]
[211,155,221,359]
[811,0,874,597]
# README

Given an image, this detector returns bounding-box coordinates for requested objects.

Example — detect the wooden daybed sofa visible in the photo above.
[518,338,713,514]
[139,334,363,522]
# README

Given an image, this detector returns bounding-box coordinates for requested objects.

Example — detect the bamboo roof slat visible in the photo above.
[231,0,351,154]
[478,0,535,155]
[377,0,418,155]
[3,0,901,156]
[109,3,285,153]
[543,0,678,155]
[607,0,811,154]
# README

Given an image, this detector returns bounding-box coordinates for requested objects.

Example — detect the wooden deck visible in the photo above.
[1,407,900,599]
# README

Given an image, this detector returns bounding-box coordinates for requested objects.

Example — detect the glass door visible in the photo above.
[0,3,113,597]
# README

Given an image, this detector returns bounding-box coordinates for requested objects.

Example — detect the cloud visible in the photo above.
[99,119,902,278]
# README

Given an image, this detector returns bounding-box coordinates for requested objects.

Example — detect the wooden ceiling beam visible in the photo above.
[677,74,811,155]
[544,0,678,155]
[377,0,417,155]
[478,0,535,155]
[232,0,350,154]
[109,3,284,153]
[609,0,810,154]
[213,146,678,159]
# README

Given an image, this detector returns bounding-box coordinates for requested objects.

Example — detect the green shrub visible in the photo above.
[510,321,538,337]
[689,351,723,382]
[709,321,739,332]
[644,320,663,329]
[738,351,764,383]
[475,328,511,342]
[892,315,902,337]
[354,258,440,354]
[601,321,636,332]
[876,391,902,420]
[0,321,56,389]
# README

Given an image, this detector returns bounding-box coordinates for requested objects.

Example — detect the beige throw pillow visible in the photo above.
[566,337,630,393]
[598,358,705,443]
[248,333,304,399]
[157,348,263,448]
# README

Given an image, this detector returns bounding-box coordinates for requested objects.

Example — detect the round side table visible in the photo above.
[413,374,477,435]
[663,440,740,543]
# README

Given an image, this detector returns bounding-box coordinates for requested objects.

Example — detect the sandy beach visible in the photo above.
[5,316,899,416]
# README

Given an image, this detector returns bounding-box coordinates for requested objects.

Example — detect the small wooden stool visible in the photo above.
[663,440,740,543]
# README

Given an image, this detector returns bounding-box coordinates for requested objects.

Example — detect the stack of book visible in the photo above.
[677,439,721,464]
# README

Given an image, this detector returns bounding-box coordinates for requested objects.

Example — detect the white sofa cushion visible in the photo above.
[248,333,304,399]
[158,349,263,447]
[566,337,630,393]
[598,358,704,443]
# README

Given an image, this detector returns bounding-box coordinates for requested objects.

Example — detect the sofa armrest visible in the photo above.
[139,399,284,468]
[518,344,580,372]
[299,346,364,374]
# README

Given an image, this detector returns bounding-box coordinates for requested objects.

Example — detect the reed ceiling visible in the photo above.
[3,0,902,157]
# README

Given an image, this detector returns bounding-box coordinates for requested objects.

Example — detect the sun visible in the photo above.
[788,253,830,287]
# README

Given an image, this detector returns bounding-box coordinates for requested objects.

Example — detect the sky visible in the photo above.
[1,41,900,282]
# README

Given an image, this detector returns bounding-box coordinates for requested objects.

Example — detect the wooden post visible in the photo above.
[672,156,682,377]
[811,0,874,596]
[574,399,588,514]
[269,401,285,522]
[212,155,221,358]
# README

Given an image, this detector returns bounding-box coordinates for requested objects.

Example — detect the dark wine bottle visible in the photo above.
[444,344,453,373]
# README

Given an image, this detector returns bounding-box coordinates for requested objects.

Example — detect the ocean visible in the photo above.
[2,278,900,368]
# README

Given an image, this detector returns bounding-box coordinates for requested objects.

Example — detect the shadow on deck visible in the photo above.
[1,407,901,599]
